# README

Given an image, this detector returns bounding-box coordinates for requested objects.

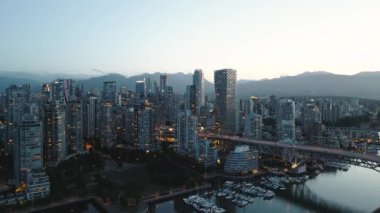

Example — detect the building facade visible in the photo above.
[214,69,238,134]
[224,145,258,174]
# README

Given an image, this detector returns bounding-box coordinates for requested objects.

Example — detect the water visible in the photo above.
[39,200,102,213]
[150,165,380,213]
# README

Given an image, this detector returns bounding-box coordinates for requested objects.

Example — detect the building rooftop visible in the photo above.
[234,145,249,153]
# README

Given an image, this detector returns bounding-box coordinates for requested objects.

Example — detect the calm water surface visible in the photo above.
[150,165,380,213]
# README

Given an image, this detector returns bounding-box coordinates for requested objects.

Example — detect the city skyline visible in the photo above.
[2,1,380,212]
[1,0,380,81]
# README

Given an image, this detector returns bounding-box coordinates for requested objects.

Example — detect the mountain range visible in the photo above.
[1,71,380,100]
[237,71,380,99]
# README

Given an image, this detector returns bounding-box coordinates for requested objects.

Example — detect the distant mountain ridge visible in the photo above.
[2,71,380,99]
[237,71,380,99]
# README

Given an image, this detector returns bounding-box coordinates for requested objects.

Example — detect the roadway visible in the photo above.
[198,133,380,164]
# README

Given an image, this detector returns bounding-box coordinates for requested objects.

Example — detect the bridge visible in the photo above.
[198,133,380,171]
[64,151,90,161]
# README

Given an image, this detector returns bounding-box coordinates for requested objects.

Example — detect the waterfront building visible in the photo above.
[224,145,258,174]
[214,69,238,134]
[194,139,218,168]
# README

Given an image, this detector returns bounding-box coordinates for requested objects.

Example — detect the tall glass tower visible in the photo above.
[214,69,238,134]
[193,69,205,116]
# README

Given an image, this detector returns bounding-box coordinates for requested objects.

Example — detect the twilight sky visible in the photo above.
[1,0,380,81]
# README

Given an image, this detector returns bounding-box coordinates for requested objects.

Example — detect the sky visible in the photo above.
[1,0,380,81]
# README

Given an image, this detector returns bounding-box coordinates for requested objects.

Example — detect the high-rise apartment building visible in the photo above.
[14,113,43,184]
[5,84,31,154]
[135,80,145,96]
[176,110,198,155]
[185,85,196,114]
[84,96,100,138]
[138,106,153,150]
[102,81,117,105]
[193,69,205,116]
[159,74,168,97]
[277,99,296,142]
[214,69,238,134]
[43,103,66,167]
[244,113,263,140]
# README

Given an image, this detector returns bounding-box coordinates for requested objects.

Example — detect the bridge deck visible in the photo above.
[198,133,380,164]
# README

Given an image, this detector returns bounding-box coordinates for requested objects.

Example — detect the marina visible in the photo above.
[151,165,380,212]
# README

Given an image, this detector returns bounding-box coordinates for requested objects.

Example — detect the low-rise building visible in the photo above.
[224,145,258,174]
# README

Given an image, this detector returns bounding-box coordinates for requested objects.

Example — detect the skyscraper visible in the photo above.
[185,85,196,114]
[277,99,296,142]
[135,80,145,96]
[84,96,100,138]
[102,81,117,105]
[101,81,117,147]
[14,112,43,184]
[159,74,168,97]
[66,100,83,153]
[43,103,66,167]
[14,109,50,200]
[144,77,151,94]
[244,113,263,140]
[50,79,66,105]
[5,84,31,154]
[214,69,238,134]
[138,105,153,150]
[176,110,198,155]
[193,69,205,116]
[64,80,83,154]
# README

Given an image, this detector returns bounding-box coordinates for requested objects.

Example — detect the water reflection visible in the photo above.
[151,165,380,213]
